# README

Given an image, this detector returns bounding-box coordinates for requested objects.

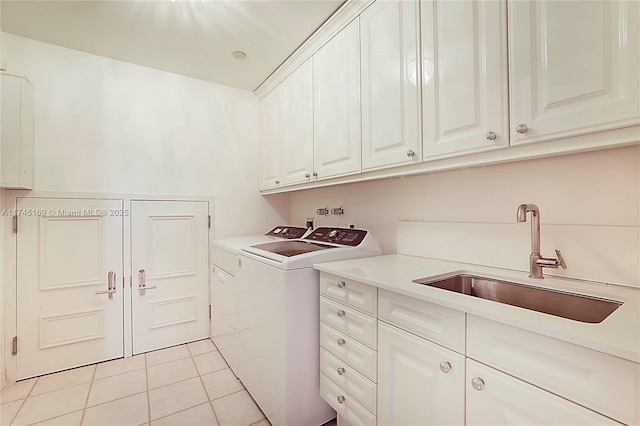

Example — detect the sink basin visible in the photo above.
[412,274,622,323]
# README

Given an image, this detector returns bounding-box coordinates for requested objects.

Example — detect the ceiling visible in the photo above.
[0,0,345,91]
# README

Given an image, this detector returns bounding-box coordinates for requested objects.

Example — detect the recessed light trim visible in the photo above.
[232,51,247,59]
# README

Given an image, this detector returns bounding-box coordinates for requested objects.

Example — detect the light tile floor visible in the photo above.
[0,339,272,426]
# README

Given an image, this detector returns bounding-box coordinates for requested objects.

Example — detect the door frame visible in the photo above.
[2,190,214,384]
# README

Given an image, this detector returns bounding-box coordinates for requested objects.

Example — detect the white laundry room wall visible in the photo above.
[0,33,290,239]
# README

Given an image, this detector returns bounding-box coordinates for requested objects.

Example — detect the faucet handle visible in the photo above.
[555,250,567,269]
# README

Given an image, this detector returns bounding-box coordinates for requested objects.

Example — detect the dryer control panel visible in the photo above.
[265,226,308,239]
[304,227,368,246]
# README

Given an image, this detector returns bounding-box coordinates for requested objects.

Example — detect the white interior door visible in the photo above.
[16,197,124,379]
[131,200,209,354]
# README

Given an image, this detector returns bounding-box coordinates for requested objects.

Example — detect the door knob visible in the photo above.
[95,271,117,300]
[138,269,157,296]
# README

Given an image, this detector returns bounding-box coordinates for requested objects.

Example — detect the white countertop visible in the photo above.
[314,254,640,363]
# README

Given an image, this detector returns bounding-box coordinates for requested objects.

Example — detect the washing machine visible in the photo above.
[237,227,381,426]
[210,225,310,376]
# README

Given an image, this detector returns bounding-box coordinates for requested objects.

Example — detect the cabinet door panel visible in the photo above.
[422,0,509,159]
[509,0,639,145]
[281,60,314,185]
[259,87,281,189]
[378,322,464,426]
[361,0,421,170]
[466,359,619,425]
[314,18,361,179]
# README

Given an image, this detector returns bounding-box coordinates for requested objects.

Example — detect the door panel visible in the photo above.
[131,200,209,354]
[313,18,361,179]
[361,0,421,170]
[422,0,509,159]
[16,198,123,379]
[509,0,639,144]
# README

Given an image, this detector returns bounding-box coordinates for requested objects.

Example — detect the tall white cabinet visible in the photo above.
[421,0,509,159]
[508,0,640,145]
[1,73,34,189]
[258,86,282,190]
[360,0,421,170]
[313,18,362,180]
[281,59,314,185]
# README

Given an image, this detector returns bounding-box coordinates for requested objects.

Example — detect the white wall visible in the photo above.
[291,145,640,255]
[0,33,290,239]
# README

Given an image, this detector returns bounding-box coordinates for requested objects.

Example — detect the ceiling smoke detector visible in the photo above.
[232,51,247,59]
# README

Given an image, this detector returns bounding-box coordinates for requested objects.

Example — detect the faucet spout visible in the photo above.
[516,203,540,256]
[516,203,566,279]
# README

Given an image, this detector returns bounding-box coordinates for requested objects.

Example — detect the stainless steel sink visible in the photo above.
[412,274,622,323]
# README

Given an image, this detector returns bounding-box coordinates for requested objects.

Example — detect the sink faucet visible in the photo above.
[516,204,567,279]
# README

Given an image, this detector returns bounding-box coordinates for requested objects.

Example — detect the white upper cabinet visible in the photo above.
[360,0,421,170]
[281,59,314,185]
[509,0,640,145]
[1,73,34,189]
[422,0,509,160]
[313,18,362,180]
[258,86,282,190]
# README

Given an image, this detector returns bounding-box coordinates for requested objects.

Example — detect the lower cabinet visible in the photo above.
[466,359,619,425]
[318,272,636,425]
[377,321,464,425]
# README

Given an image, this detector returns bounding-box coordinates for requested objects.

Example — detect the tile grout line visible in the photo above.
[7,377,39,425]
[145,353,152,425]
[197,354,224,426]
[79,365,98,425]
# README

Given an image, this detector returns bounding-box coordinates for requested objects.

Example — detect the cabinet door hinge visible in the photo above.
[208,215,211,229]
[12,215,18,233]
[12,336,18,355]
[208,304,212,319]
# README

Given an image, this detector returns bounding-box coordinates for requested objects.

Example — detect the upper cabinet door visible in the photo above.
[509,0,640,145]
[422,0,509,160]
[313,18,361,180]
[258,86,282,190]
[361,0,421,171]
[281,59,314,185]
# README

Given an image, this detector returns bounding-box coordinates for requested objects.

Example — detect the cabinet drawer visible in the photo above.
[468,315,639,425]
[320,323,377,382]
[321,297,377,348]
[320,272,377,315]
[378,289,466,354]
[211,246,238,277]
[321,348,376,414]
[320,374,376,426]
[466,359,620,425]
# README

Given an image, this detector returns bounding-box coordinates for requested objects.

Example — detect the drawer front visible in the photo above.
[468,315,639,425]
[378,289,466,354]
[321,348,377,414]
[321,297,377,348]
[320,323,377,382]
[320,272,377,316]
[211,246,238,277]
[320,374,376,426]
